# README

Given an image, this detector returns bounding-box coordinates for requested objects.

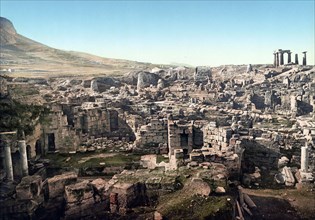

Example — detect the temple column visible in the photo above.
[18,140,29,176]
[273,52,277,67]
[302,51,307,65]
[287,52,292,63]
[295,54,299,64]
[279,52,284,65]
[276,52,279,67]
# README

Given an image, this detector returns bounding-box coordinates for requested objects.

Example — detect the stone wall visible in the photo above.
[136,118,168,152]
[203,123,232,151]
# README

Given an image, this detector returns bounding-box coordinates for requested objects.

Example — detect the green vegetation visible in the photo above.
[0,98,50,135]
[44,152,141,169]
[83,153,141,167]
[278,118,295,128]
[158,192,232,220]
[156,155,169,163]
[9,85,40,96]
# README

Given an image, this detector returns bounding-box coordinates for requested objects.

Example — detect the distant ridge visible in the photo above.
[0,17,161,78]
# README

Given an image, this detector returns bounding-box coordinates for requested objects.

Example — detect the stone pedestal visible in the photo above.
[18,140,29,176]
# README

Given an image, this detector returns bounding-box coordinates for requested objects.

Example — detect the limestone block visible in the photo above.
[16,175,43,200]
[47,171,77,199]
[90,178,108,201]
[64,180,93,204]
[190,152,204,162]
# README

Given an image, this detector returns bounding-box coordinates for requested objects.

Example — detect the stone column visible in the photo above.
[273,52,277,66]
[302,51,307,65]
[279,52,284,65]
[295,54,299,64]
[276,52,279,67]
[287,52,292,63]
[4,144,14,181]
[0,132,16,181]
[18,140,29,176]
[301,145,309,172]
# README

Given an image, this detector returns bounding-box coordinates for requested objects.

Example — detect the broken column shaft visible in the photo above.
[18,140,29,176]
[301,146,309,172]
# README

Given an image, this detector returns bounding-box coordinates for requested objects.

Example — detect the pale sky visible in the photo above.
[1,0,314,66]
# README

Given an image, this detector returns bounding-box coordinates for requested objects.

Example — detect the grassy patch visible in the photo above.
[84,154,141,167]
[156,155,169,163]
[10,85,40,96]
[158,192,231,220]
[44,152,141,169]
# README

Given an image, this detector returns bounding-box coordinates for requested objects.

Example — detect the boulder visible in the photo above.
[91,77,121,93]
[157,79,165,89]
[137,71,160,90]
[122,71,142,85]
[187,178,211,196]
[194,66,211,82]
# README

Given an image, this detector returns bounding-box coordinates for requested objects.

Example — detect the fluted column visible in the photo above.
[279,52,284,65]
[295,54,299,64]
[302,52,307,65]
[287,52,292,63]
[18,140,29,176]
[276,52,279,67]
[273,52,277,67]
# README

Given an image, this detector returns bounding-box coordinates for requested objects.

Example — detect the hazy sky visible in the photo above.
[1,0,314,66]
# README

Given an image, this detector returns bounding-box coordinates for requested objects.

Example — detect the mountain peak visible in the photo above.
[0,17,17,45]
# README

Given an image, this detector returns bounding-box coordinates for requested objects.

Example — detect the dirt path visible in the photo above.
[243,188,315,220]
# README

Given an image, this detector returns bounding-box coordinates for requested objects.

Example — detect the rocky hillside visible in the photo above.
[0,17,164,78]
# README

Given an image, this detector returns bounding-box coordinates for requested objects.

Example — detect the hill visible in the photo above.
[0,17,161,78]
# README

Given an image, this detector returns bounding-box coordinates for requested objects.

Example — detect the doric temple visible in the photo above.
[273,49,307,67]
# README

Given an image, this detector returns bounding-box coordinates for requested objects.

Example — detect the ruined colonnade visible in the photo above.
[273,49,307,67]
[0,131,29,181]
